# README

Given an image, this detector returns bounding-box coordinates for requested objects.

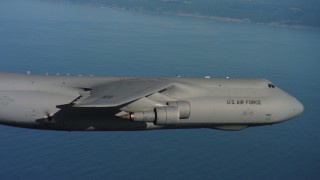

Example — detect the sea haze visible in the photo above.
[0,0,319,179]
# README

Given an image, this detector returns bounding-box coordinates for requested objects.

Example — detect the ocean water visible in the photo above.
[0,0,320,179]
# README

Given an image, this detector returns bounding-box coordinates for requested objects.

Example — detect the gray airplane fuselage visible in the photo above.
[0,72,303,131]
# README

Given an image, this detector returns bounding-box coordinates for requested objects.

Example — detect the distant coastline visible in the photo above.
[99,5,320,30]
[47,0,320,30]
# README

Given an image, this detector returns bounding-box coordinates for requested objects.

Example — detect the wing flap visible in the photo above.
[74,79,172,107]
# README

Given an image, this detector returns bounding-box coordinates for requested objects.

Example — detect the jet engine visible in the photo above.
[120,101,190,125]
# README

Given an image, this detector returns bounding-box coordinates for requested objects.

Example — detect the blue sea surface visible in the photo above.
[0,0,320,179]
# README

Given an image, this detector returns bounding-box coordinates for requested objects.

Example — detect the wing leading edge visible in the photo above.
[73,79,173,107]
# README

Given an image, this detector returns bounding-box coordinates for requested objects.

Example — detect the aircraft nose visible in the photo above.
[291,98,304,117]
[277,96,304,122]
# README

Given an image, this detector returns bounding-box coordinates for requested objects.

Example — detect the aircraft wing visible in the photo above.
[73,78,173,107]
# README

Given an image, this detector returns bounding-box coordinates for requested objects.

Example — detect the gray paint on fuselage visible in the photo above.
[0,72,303,131]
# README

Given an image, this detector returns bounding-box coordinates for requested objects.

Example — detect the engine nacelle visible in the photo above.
[121,101,190,125]
[132,111,155,122]
[130,106,180,125]
[167,101,190,119]
[155,106,180,125]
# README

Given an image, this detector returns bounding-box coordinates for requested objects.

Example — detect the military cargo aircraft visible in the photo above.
[0,72,303,131]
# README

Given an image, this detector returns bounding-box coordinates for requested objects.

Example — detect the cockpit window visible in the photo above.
[268,83,275,88]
